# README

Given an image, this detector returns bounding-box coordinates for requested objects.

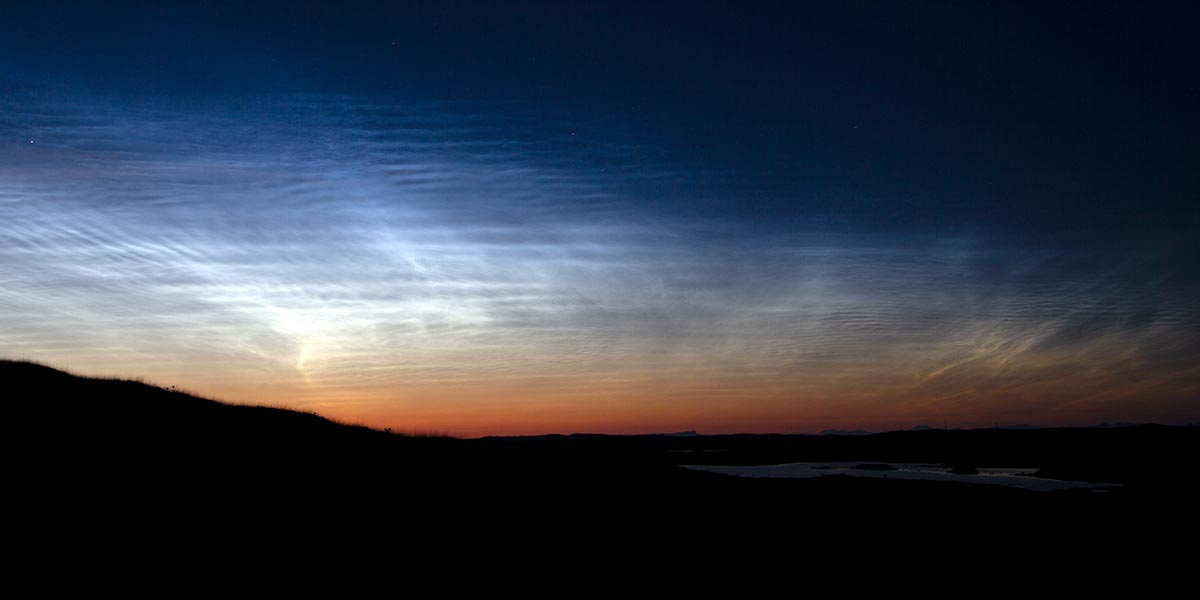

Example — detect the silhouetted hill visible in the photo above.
[8,359,458,469]
[7,359,695,497]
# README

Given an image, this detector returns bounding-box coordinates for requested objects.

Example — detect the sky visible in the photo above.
[1,1,1197,436]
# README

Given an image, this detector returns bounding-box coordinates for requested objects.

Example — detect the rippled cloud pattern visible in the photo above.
[2,94,1196,434]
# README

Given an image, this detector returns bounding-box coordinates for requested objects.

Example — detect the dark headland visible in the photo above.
[8,359,1196,546]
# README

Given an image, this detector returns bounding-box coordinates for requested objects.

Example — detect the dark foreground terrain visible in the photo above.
[8,359,1197,559]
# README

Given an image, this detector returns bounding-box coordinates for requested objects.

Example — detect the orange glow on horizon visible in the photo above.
[42,351,1197,438]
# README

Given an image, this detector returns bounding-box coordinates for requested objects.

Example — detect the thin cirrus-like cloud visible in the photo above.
[1,93,1196,434]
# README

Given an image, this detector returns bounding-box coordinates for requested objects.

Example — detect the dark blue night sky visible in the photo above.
[2,1,1197,435]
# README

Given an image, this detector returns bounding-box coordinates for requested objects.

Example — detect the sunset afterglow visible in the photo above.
[3,3,1197,436]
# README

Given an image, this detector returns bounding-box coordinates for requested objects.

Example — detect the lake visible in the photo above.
[683,462,1119,492]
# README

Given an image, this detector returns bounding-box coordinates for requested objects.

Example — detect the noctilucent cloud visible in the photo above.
[1,2,1197,435]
